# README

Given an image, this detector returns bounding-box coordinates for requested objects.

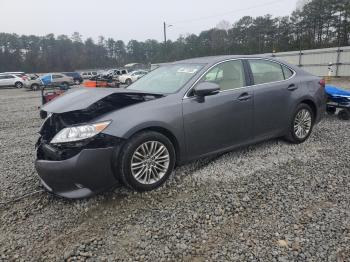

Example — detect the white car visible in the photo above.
[0,73,28,88]
[81,71,98,79]
[119,70,148,85]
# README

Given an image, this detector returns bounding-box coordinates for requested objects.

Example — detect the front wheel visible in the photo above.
[285,103,314,144]
[31,83,39,91]
[125,79,132,85]
[117,131,176,191]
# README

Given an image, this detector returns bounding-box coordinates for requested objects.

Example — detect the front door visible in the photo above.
[183,60,254,160]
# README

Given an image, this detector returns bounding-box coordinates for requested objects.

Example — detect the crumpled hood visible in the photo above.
[42,88,162,113]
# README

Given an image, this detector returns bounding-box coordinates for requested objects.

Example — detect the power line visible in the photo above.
[169,0,289,25]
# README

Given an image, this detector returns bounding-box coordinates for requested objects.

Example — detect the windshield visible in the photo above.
[127,64,203,94]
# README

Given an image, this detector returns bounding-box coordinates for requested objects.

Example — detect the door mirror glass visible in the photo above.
[194,82,220,97]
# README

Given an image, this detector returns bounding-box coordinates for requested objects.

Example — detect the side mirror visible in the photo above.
[194,82,220,97]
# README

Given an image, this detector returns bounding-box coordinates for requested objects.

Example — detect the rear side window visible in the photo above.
[282,66,294,79]
[1,75,15,79]
[249,60,285,85]
[52,74,63,79]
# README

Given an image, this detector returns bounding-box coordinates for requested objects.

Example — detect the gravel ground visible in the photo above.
[0,81,349,261]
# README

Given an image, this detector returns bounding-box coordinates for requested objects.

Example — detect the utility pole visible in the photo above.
[298,25,303,67]
[163,22,173,45]
[163,22,167,45]
[336,11,342,77]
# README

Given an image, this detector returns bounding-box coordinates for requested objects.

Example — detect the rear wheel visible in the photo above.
[61,82,69,89]
[285,103,314,144]
[15,82,23,88]
[326,106,336,115]
[117,131,175,191]
[338,110,350,120]
[74,79,81,85]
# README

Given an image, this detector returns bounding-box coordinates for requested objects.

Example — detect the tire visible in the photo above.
[31,84,39,91]
[125,79,132,85]
[61,82,69,89]
[326,106,336,115]
[285,103,314,144]
[338,110,350,120]
[74,79,81,85]
[15,82,23,88]
[117,131,176,192]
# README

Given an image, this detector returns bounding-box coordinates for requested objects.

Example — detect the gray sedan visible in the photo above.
[36,55,326,198]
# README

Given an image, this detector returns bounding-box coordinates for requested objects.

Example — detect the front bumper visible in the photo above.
[35,146,119,199]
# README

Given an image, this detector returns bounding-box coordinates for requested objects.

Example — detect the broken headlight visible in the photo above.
[50,121,111,144]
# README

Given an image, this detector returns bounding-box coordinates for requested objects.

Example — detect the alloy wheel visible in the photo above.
[293,109,312,139]
[131,141,170,185]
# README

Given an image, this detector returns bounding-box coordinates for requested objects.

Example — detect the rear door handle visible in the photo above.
[287,84,298,91]
[237,92,252,101]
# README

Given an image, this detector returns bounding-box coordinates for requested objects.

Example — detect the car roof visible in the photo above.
[0,74,19,77]
[0,72,25,74]
[171,54,277,65]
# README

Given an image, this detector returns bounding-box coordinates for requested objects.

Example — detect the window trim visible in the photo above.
[183,58,296,99]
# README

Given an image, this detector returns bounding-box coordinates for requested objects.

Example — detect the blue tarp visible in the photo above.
[325,85,350,98]
[40,74,52,85]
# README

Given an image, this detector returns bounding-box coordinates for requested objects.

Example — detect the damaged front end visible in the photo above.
[37,89,163,160]
[35,88,163,198]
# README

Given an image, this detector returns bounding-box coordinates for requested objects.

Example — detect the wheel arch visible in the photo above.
[127,126,181,166]
[299,99,317,120]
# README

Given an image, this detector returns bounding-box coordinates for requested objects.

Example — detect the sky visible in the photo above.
[0,0,298,42]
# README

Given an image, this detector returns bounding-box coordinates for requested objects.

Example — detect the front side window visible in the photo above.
[128,64,203,94]
[249,60,286,85]
[199,60,246,91]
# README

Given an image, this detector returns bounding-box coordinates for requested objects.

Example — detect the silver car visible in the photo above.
[36,55,326,198]
[0,73,28,88]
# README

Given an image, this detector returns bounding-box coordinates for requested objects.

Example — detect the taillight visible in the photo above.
[319,79,325,88]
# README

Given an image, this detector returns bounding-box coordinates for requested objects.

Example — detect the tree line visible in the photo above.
[0,0,348,73]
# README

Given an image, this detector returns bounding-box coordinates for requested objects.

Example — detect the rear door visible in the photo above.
[247,59,297,139]
[183,59,254,159]
[0,75,9,86]
[0,75,15,86]
[52,74,63,84]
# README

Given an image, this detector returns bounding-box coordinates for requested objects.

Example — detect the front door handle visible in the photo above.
[237,92,252,101]
[287,84,298,91]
